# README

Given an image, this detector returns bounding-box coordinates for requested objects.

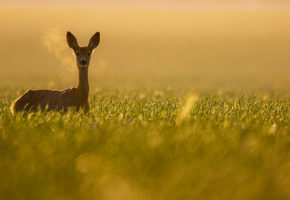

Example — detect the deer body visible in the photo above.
[11,32,100,114]
[12,88,88,112]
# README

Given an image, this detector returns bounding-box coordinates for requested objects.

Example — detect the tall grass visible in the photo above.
[0,89,289,200]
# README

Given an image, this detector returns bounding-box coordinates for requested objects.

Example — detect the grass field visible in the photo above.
[0,89,289,200]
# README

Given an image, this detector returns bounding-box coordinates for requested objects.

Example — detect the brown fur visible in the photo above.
[11,31,100,114]
[11,88,89,113]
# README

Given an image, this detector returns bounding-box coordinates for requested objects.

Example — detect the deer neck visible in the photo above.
[77,68,89,102]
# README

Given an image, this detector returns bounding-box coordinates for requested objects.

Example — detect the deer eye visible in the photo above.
[87,52,91,56]
[76,52,80,56]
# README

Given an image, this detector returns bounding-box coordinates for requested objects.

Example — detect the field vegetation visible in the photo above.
[0,89,289,199]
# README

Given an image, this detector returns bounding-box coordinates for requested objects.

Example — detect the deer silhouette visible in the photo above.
[11,31,100,114]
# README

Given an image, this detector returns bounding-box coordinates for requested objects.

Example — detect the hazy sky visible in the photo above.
[2,0,290,10]
[1,0,290,89]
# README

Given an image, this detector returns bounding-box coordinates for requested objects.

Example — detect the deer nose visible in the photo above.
[80,60,87,65]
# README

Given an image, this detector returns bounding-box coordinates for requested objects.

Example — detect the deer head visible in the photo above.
[66,32,100,70]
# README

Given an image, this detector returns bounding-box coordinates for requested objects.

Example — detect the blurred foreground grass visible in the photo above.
[0,89,289,200]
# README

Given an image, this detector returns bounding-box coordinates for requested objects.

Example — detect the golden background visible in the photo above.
[0,1,290,90]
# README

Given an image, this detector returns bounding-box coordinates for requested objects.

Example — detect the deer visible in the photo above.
[10,31,100,114]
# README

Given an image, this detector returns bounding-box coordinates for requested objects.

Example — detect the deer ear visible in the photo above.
[88,32,100,50]
[67,32,79,50]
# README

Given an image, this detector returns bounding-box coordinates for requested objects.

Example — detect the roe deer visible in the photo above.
[11,31,100,114]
